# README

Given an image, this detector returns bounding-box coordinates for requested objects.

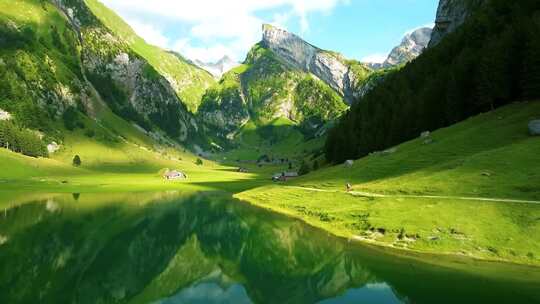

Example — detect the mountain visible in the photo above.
[197,25,372,144]
[326,0,540,163]
[386,27,432,66]
[428,0,486,47]
[261,24,370,104]
[198,44,349,144]
[53,0,213,141]
[83,0,215,113]
[366,27,432,70]
[0,0,213,157]
[193,56,240,78]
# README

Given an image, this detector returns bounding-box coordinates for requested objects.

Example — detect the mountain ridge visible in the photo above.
[367,27,432,69]
[193,55,240,78]
[261,24,371,104]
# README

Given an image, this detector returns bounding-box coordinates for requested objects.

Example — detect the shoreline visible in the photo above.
[234,192,540,269]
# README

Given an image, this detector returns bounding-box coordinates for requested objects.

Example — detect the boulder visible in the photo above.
[420,131,431,138]
[47,142,60,154]
[0,109,11,121]
[382,147,397,155]
[529,120,540,136]
[423,138,434,145]
[344,160,354,167]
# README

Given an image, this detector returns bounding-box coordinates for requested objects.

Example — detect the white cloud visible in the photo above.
[102,0,346,23]
[173,39,239,63]
[101,0,347,62]
[126,19,169,48]
[361,53,387,64]
[404,22,435,36]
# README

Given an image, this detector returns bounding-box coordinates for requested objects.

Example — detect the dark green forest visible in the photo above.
[326,0,540,163]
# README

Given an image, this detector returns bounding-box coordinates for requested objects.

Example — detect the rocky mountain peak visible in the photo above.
[261,24,318,70]
[261,24,359,104]
[385,27,432,66]
[365,27,432,70]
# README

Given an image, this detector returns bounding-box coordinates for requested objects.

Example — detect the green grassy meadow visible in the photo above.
[236,101,540,265]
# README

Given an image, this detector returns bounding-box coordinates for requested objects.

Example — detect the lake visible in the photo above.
[0,191,539,303]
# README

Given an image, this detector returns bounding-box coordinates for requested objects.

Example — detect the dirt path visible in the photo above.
[283,186,540,205]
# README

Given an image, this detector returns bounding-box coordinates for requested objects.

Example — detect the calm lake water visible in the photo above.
[0,191,539,304]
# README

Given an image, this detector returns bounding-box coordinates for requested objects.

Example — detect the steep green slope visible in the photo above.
[238,101,540,265]
[0,0,210,157]
[83,0,215,113]
[198,43,348,150]
[0,0,84,134]
[326,0,540,163]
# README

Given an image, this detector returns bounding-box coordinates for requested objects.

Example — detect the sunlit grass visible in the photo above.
[237,101,540,265]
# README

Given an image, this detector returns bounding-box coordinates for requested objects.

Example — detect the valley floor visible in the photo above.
[1,101,539,267]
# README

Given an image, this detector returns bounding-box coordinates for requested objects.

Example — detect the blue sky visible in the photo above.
[101,0,438,64]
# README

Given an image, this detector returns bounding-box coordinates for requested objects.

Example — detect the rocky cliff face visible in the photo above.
[385,27,432,66]
[429,0,486,47]
[262,24,367,104]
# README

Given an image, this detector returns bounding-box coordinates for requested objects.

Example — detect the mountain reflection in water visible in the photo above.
[0,191,538,304]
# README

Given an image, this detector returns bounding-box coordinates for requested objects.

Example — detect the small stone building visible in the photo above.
[164,170,187,180]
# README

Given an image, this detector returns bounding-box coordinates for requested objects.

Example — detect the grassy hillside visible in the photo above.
[0,135,274,202]
[0,0,83,133]
[237,101,540,265]
[84,0,215,112]
[0,103,287,203]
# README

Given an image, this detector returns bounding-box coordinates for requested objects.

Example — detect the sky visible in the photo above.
[100,0,439,64]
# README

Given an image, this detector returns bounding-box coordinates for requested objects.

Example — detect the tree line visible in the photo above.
[0,120,48,158]
[326,0,540,163]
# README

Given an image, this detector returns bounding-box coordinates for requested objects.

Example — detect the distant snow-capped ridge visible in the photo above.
[194,56,240,78]
[366,27,433,70]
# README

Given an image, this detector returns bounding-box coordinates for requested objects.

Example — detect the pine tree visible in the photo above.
[522,23,540,100]
[298,161,311,176]
[73,155,81,167]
